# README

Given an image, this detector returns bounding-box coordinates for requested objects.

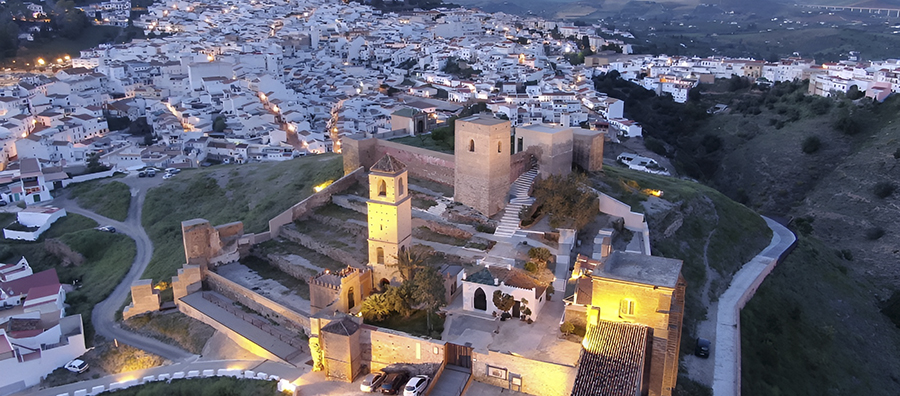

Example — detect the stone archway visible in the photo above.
[474,287,486,311]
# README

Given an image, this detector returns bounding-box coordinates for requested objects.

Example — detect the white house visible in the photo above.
[3,207,67,241]
[461,265,549,320]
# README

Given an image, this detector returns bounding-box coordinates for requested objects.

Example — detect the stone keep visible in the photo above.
[454,115,511,217]
[366,155,412,285]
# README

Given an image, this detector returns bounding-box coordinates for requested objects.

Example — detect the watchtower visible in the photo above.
[454,115,511,217]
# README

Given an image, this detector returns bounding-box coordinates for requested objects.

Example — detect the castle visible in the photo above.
[122,114,684,396]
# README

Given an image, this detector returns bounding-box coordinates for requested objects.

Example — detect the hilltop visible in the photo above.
[140,155,344,284]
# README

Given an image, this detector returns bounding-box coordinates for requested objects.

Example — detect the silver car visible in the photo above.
[361,372,386,392]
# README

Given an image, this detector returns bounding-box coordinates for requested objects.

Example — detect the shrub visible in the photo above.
[560,321,575,335]
[866,227,886,240]
[644,137,667,156]
[524,261,538,273]
[475,223,496,233]
[801,136,821,154]
[874,181,896,199]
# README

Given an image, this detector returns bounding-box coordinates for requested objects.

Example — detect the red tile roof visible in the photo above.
[571,320,649,396]
[0,268,59,298]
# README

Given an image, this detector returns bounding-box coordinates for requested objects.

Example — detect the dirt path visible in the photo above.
[55,175,194,362]
[683,196,720,387]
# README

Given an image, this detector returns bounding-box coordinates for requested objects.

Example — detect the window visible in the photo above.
[398,177,405,196]
[619,299,635,317]
[468,139,475,152]
[497,141,502,153]
[376,247,384,264]
[378,179,386,197]
[517,137,523,153]
[347,287,355,310]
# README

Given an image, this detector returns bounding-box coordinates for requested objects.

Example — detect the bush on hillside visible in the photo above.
[873,181,896,199]
[865,227,885,240]
[801,136,821,154]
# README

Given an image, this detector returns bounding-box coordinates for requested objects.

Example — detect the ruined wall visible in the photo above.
[258,253,312,280]
[281,227,363,268]
[471,350,576,396]
[268,166,364,238]
[206,271,310,331]
[122,279,160,320]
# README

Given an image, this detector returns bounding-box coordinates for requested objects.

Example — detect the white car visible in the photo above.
[403,375,430,396]
[65,359,89,373]
[163,173,174,180]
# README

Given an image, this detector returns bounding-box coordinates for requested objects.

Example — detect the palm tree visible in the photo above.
[389,245,430,282]
[360,293,391,322]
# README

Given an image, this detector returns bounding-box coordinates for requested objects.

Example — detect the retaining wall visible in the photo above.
[597,192,652,254]
[280,227,363,268]
[268,167,364,238]
[205,271,310,331]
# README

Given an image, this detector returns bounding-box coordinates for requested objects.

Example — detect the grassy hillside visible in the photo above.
[140,155,343,283]
[69,179,131,221]
[0,213,136,343]
[742,236,900,395]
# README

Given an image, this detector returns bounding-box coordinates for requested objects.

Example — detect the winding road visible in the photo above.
[56,176,194,362]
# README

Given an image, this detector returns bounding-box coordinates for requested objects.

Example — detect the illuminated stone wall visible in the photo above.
[471,349,576,396]
[360,326,444,371]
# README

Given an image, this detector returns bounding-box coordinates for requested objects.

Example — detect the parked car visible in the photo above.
[0,200,7,206]
[97,226,116,233]
[138,171,146,178]
[380,372,409,395]
[361,372,386,392]
[65,359,89,373]
[695,337,710,358]
[163,173,174,180]
[147,170,156,177]
[403,375,430,396]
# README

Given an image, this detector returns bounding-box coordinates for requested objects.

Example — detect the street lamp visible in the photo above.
[37,58,45,66]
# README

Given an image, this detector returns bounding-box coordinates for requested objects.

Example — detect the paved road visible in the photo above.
[55,175,194,362]
[711,217,797,396]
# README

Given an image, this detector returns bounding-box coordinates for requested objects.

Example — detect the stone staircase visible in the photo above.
[494,168,539,238]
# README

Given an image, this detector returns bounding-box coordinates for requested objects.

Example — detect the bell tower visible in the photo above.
[366,155,411,287]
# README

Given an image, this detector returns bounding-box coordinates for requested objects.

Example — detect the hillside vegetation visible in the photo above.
[140,155,343,283]
[69,179,132,221]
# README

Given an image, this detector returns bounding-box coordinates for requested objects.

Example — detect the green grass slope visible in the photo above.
[69,179,131,221]
[140,155,343,283]
[742,236,900,395]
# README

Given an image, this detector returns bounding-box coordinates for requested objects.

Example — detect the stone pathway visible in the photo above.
[711,217,796,396]
[494,169,538,238]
